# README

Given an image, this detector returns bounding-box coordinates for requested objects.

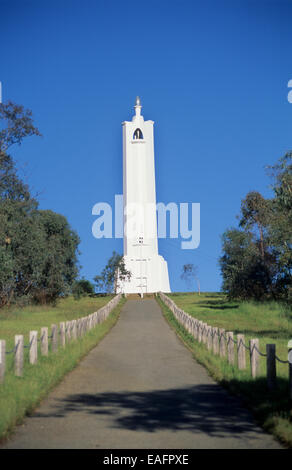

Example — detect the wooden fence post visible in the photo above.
[219,329,226,358]
[65,322,71,342]
[191,319,195,339]
[204,324,208,345]
[207,326,212,351]
[29,331,38,365]
[197,321,201,339]
[210,327,214,350]
[200,323,204,343]
[201,324,206,344]
[60,322,66,348]
[76,319,80,337]
[198,322,202,343]
[237,334,246,370]
[227,332,235,365]
[266,344,277,391]
[188,318,192,335]
[250,339,260,378]
[194,319,198,339]
[51,324,58,353]
[201,322,205,343]
[40,327,48,356]
[0,340,6,384]
[212,327,219,355]
[72,320,77,340]
[15,335,23,377]
[193,320,198,340]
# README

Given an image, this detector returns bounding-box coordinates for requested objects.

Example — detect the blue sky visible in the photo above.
[1,0,292,292]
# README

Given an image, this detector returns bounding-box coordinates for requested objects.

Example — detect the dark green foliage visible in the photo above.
[238,191,271,260]
[219,229,276,300]
[72,279,95,299]
[31,210,80,304]
[267,153,292,300]
[220,153,292,302]
[0,101,80,307]
[0,101,42,153]
[94,251,131,293]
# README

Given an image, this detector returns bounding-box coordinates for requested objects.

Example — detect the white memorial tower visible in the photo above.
[118,97,171,295]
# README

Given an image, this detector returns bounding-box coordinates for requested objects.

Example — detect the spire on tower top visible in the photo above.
[134,96,142,118]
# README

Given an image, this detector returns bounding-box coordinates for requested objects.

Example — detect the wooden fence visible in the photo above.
[159,292,292,398]
[0,294,121,384]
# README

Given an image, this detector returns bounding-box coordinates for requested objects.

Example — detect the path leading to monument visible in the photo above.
[2,299,282,449]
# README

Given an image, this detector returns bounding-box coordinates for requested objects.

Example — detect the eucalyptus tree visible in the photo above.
[94,251,131,294]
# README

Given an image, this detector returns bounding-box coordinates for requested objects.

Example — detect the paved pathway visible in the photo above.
[2,299,282,449]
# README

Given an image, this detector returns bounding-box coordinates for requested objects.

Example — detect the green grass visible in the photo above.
[0,295,114,350]
[0,295,125,442]
[170,292,292,380]
[158,293,292,448]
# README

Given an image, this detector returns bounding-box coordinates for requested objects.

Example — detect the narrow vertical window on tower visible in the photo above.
[133,128,143,140]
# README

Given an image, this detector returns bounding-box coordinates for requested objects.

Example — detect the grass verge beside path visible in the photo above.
[157,295,292,449]
[0,296,114,347]
[0,296,126,442]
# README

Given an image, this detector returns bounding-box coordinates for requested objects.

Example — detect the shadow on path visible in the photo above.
[33,384,264,441]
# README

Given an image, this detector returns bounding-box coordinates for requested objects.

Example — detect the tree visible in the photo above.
[266,153,292,300]
[0,245,14,307]
[94,251,131,293]
[0,101,81,307]
[219,228,275,300]
[267,152,292,211]
[72,279,95,299]
[0,101,41,153]
[9,210,47,301]
[238,191,271,260]
[181,263,200,295]
[219,151,292,302]
[0,101,41,306]
[32,210,80,303]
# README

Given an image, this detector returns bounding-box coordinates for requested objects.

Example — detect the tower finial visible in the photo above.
[134,96,142,118]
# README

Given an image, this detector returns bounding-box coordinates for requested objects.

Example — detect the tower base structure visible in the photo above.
[118,254,171,294]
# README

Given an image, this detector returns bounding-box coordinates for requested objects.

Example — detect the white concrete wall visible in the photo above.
[118,101,171,294]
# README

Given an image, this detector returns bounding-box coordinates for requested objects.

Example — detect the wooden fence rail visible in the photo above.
[159,292,292,397]
[0,294,121,385]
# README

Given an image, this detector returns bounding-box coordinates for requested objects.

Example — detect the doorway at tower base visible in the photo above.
[117,255,171,294]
